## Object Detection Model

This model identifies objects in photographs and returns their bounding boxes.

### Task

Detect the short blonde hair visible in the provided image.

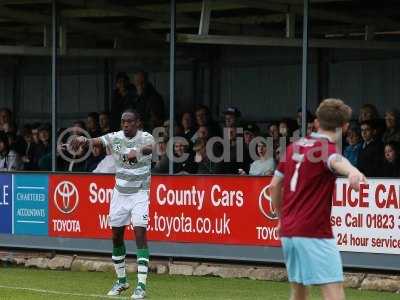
[316,98,352,131]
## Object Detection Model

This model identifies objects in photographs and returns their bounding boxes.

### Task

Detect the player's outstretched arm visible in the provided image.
[70,136,103,151]
[330,154,366,192]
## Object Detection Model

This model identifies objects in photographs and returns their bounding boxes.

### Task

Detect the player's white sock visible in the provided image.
[112,245,127,283]
[137,248,149,290]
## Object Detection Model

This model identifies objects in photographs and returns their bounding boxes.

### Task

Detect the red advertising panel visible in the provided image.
[49,174,279,246]
[148,176,278,246]
[49,174,115,239]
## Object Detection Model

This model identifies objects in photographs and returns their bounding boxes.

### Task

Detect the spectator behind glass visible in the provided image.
[243,122,259,146]
[223,107,241,128]
[99,111,111,134]
[357,120,383,177]
[358,103,379,123]
[383,109,400,144]
[86,112,101,138]
[269,122,280,158]
[110,72,135,131]
[31,122,41,145]
[180,112,196,141]
[19,125,38,170]
[220,126,251,175]
[152,136,168,173]
[194,137,221,174]
[0,132,21,170]
[381,142,400,178]
[86,143,106,172]
[152,137,197,174]
[240,141,275,176]
[37,123,52,171]
[358,103,384,139]
[0,108,16,133]
[133,70,165,131]
[343,125,362,166]
[192,105,220,142]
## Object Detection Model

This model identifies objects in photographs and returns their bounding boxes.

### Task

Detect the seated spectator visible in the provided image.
[0,107,16,134]
[86,143,106,172]
[294,108,312,136]
[268,122,280,157]
[223,107,241,128]
[240,140,275,176]
[173,138,197,174]
[383,109,400,144]
[381,142,400,178]
[152,136,168,173]
[36,123,52,171]
[219,126,251,175]
[192,105,220,142]
[358,103,379,123]
[359,103,384,139]
[357,120,383,177]
[133,70,165,131]
[72,120,86,132]
[343,125,362,166]
[0,132,21,170]
[86,112,101,137]
[152,137,196,174]
[180,111,196,141]
[162,119,183,139]
[194,137,221,174]
[243,122,259,146]
[99,111,111,134]
[307,116,316,135]
[19,125,39,170]
[7,132,17,152]
[93,147,116,173]
[31,122,41,145]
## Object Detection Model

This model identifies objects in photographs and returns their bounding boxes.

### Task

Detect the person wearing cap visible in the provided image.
[243,122,259,146]
[223,107,241,128]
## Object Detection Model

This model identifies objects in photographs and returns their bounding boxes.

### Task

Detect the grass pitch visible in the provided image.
[0,266,397,300]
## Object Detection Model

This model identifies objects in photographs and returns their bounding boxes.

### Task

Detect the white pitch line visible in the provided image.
[0,285,130,299]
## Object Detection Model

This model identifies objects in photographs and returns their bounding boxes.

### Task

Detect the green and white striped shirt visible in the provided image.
[100,130,155,194]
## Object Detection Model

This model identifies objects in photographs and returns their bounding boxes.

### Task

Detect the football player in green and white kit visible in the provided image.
[71,109,154,299]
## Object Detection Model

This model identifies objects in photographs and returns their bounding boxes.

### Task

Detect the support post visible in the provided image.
[301,0,309,137]
[198,0,211,35]
[286,13,295,38]
[51,0,57,171]
[59,24,67,55]
[169,0,176,175]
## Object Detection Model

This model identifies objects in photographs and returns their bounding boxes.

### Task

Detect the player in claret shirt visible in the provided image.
[270,99,366,300]
[71,109,154,299]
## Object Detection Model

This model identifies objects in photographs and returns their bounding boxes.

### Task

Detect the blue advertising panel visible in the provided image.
[0,174,12,234]
[13,174,48,235]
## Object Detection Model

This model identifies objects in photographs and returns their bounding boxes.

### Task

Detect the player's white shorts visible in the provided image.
[109,189,149,228]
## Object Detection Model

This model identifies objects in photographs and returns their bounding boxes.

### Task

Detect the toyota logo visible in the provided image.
[54,181,79,214]
[258,184,278,220]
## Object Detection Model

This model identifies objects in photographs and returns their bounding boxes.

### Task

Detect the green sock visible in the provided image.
[112,245,127,284]
[137,248,149,290]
